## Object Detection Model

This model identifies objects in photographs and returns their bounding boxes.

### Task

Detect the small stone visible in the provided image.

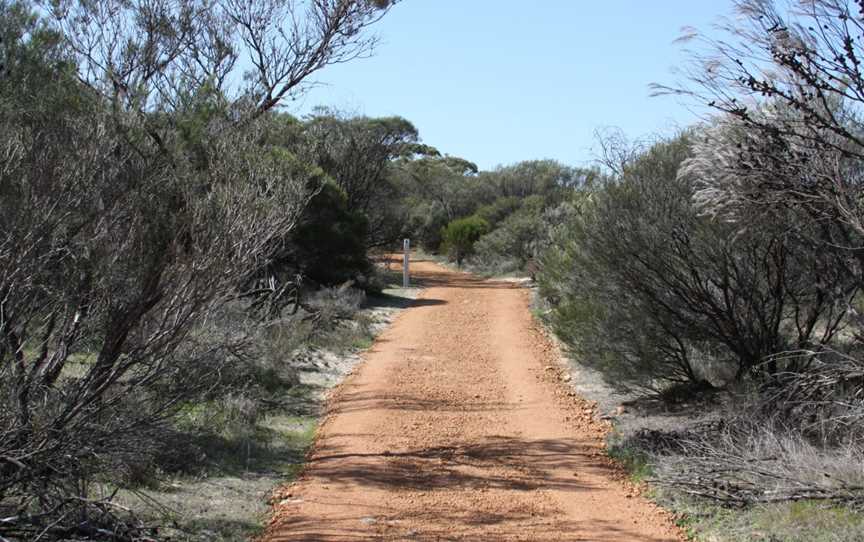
[360,517,377,525]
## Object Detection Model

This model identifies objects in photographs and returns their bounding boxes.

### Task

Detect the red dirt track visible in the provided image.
[262,258,683,541]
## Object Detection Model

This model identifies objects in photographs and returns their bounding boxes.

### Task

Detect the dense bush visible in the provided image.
[406,201,451,252]
[289,181,372,287]
[441,216,490,266]
[303,112,437,248]
[471,196,545,274]
[538,134,855,392]
[396,157,590,255]
[474,196,523,228]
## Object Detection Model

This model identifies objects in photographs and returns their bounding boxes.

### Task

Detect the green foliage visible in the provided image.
[0,1,82,116]
[661,497,864,542]
[483,159,588,199]
[441,215,490,266]
[474,196,522,228]
[396,155,482,230]
[472,195,545,273]
[607,444,653,482]
[303,110,437,248]
[291,181,372,286]
[396,158,597,257]
[174,83,233,168]
[406,201,450,251]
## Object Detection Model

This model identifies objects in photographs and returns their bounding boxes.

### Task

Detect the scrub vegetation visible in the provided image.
[4,0,864,540]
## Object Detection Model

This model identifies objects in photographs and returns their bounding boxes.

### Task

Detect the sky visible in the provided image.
[292,1,734,171]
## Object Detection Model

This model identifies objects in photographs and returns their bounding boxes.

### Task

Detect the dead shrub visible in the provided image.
[648,420,864,508]
[633,360,864,510]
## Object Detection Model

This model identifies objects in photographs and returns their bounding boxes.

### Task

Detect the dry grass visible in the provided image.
[617,383,864,541]
[112,413,317,541]
[645,423,864,507]
[665,496,864,542]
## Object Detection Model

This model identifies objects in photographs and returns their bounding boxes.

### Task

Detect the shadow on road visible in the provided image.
[269,434,670,541]
[307,435,609,493]
[328,390,517,415]
[413,270,521,290]
[365,293,448,310]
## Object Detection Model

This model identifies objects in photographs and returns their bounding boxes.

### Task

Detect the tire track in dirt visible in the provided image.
[262,258,683,541]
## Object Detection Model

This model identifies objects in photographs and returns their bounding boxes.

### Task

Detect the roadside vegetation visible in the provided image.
[0,1,412,539]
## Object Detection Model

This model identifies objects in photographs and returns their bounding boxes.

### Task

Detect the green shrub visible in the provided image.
[406,201,450,252]
[472,195,545,273]
[474,196,522,228]
[290,180,372,286]
[441,215,490,266]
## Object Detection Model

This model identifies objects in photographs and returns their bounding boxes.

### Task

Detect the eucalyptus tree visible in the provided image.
[395,155,481,250]
[303,110,437,247]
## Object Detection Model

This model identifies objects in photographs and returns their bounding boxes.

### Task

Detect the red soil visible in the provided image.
[262,258,684,541]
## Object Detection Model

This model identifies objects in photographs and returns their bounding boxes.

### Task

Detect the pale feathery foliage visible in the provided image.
[682,105,864,237]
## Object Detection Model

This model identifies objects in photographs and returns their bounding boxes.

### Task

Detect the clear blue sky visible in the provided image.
[293,1,732,171]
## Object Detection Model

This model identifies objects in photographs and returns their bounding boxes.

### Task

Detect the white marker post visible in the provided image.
[403,238,410,287]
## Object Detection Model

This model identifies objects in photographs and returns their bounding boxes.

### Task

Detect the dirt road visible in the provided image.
[263,259,683,541]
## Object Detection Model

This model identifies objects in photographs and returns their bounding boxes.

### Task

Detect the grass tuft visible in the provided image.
[607,443,654,482]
